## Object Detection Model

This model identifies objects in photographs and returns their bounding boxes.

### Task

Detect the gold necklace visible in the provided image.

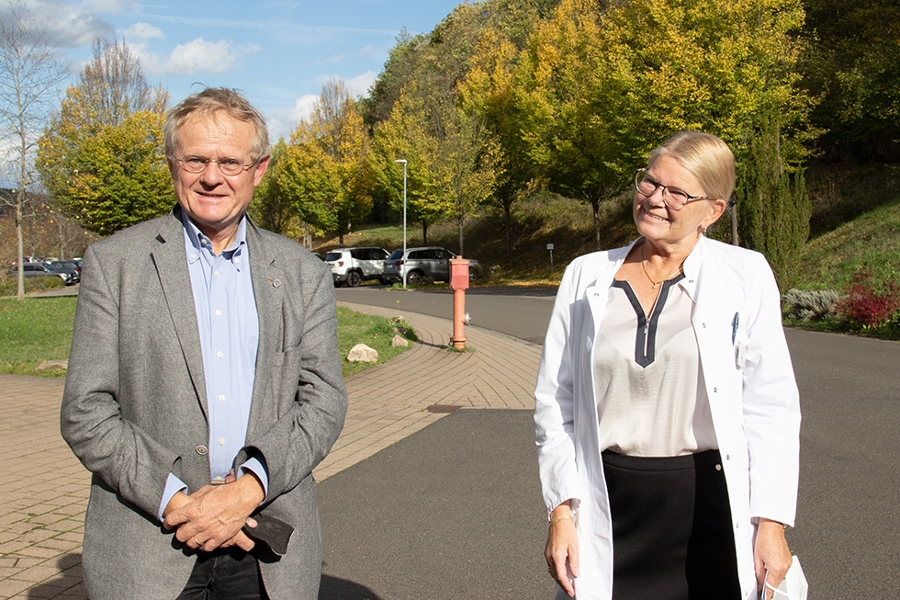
[640,248,683,289]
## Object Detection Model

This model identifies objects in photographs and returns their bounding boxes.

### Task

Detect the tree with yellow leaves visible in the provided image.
[517,0,814,259]
[278,79,374,245]
[36,39,171,236]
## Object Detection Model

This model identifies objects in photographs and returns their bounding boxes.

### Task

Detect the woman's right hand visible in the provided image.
[545,503,579,597]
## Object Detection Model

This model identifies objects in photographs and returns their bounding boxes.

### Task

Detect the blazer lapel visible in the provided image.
[151,208,209,419]
[246,221,284,441]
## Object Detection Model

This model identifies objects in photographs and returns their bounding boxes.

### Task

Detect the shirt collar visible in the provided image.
[677,236,707,301]
[181,211,248,268]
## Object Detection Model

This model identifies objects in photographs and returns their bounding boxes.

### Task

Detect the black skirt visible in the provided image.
[602,449,741,600]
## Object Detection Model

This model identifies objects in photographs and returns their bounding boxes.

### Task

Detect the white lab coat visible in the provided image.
[534,237,800,600]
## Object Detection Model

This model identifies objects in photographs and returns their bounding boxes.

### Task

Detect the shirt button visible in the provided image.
[218,438,226,446]
[214,475,224,482]
[196,445,208,455]
[715,464,722,471]
[218,394,225,402]
[190,253,198,260]
[215,310,222,317]
[217,351,224,358]
[235,257,241,264]
[214,270,220,277]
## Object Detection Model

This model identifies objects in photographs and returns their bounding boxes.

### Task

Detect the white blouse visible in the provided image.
[593,274,718,457]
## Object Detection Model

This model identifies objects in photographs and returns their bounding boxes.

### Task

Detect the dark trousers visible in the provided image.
[176,548,269,600]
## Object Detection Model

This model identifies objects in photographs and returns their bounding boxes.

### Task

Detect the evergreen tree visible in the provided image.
[737,114,811,289]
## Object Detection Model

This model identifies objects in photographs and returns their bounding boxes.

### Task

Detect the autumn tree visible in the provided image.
[434,92,504,256]
[461,5,550,257]
[250,139,298,235]
[278,79,374,244]
[371,87,449,245]
[515,0,629,251]
[37,38,171,236]
[0,1,68,300]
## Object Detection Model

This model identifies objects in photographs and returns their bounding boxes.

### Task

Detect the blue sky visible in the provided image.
[18,0,466,140]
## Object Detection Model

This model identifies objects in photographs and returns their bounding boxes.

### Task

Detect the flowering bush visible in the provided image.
[836,272,900,329]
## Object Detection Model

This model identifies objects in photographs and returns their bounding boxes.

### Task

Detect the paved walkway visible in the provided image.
[0,302,541,599]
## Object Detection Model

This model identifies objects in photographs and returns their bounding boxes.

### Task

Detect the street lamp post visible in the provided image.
[394,159,408,289]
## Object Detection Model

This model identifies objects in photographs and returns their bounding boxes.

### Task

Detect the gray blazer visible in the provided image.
[61,207,348,600]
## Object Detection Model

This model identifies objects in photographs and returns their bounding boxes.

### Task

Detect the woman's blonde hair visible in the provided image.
[648,131,735,203]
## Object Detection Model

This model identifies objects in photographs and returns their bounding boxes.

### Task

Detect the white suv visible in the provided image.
[325,247,390,287]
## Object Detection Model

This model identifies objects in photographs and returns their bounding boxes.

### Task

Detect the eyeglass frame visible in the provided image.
[173,154,263,177]
[634,168,710,210]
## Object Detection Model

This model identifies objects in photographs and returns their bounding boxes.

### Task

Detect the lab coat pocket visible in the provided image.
[734,331,750,371]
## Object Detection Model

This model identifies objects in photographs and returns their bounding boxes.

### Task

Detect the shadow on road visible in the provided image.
[318,574,383,600]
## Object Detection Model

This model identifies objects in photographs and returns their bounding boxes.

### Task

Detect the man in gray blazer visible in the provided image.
[60,88,348,600]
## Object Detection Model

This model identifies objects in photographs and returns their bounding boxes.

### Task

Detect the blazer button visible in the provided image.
[196,445,208,456]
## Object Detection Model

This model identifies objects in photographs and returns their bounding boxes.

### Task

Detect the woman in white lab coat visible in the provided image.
[535,132,800,600]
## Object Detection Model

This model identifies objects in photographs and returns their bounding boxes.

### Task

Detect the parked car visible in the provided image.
[8,262,65,282]
[382,247,481,285]
[46,260,81,285]
[325,247,390,287]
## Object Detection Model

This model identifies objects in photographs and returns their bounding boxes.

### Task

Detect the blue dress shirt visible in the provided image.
[158,212,268,519]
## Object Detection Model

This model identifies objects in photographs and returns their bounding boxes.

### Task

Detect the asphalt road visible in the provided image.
[329,284,900,599]
[335,285,558,344]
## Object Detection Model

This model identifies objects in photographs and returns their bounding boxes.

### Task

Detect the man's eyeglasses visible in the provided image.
[634,168,709,210]
[175,155,258,176]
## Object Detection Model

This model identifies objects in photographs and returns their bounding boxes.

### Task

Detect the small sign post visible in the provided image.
[547,243,554,274]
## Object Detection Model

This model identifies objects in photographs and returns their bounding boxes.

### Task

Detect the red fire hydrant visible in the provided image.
[449,257,470,350]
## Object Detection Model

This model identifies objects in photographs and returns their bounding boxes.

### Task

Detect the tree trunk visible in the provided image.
[457,216,465,256]
[421,221,428,245]
[592,200,601,252]
[16,195,24,301]
[730,206,739,246]
[504,201,512,258]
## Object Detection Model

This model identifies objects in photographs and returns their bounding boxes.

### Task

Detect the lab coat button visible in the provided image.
[196,445,208,456]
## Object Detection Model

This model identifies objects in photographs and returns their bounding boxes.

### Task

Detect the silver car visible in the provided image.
[382,246,481,285]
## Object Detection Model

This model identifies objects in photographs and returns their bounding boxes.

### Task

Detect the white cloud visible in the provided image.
[359,46,376,57]
[121,22,165,41]
[266,94,319,141]
[8,0,114,47]
[309,71,377,100]
[290,95,320,122]
[345,71,377,98]
[133,38,261,76]
[315,54,344,65]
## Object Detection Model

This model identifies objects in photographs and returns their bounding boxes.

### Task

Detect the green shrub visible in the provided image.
[0,273,67,297]
[782,289,840,321]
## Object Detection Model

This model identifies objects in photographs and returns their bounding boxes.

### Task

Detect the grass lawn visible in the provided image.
[0,297,77,376]
[0,297,414,378]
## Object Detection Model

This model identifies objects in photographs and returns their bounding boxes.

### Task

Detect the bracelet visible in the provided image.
[549,513,574,526]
